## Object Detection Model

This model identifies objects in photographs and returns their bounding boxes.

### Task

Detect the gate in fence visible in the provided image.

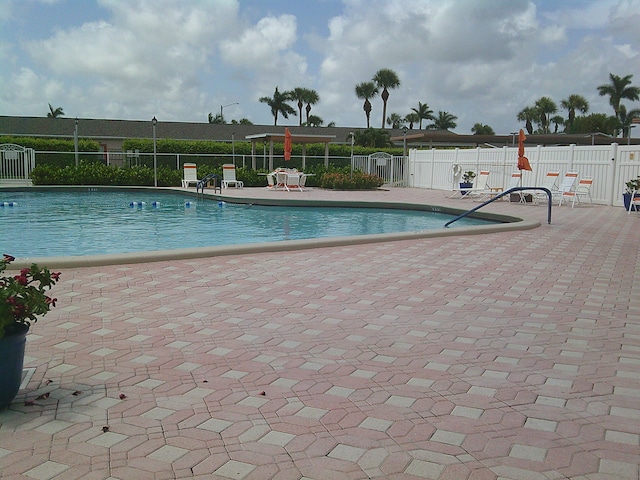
[352,152,407,186]
[0,144,35,184]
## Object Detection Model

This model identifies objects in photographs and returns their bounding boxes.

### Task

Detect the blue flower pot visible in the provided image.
[623,193,640,211]
[0,323,29,410]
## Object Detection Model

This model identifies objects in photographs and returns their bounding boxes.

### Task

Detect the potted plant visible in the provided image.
[460,171,476,195]
[0,254,60,409]
[623,176,640,211]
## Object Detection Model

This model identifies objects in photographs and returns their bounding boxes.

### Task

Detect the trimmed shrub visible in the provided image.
[320,171,384,190]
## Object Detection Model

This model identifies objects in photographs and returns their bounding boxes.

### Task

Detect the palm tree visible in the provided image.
[290,88,320,126]
[303,89,319,125]
[411,102,434,129]
[429,111,457,130]
[550,115,565,133]
[534,96,557,134]
[355,81,378,128]
[230,118,254,125]
[618,105,640,138]
[517,106,536,134]
[259,86,297,126]
[560,94,589,132]
[353,128,391,148]
[305,115,324,127]
[47,104,64,118]
[208,112,225,124]
[386,113,404,129]
[290,88,307,126]
[597,73,640,119]
[404,113,420,129]
[471,123,495,135]
[372,68,401,129]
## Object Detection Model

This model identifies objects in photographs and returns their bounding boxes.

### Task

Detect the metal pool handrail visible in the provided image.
[444,187,552,228]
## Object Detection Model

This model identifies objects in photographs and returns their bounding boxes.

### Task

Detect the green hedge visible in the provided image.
[29,161,384,189]
[320,171,385,190]
[122,138,402,159]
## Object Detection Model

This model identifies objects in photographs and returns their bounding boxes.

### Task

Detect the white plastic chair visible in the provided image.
[222,164,243,189]
[285,173,303,191]
[559,177,593,207]
[181,163,199,188]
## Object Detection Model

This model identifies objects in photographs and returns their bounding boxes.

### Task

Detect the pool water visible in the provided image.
[0,190,494,258]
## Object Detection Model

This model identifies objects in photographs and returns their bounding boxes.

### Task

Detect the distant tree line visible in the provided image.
[45,71,640,138]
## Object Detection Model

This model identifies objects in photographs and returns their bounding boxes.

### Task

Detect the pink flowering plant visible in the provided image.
[0,254,61,339]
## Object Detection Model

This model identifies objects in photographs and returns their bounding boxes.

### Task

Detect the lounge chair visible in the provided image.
[505,172,529,203]
[551,171,579,204]
[559,177,593,207]
[531,171,560,204]
[628,189,640,214]
[467,171,495,201]
[453,170,490,198]
[222,164,244,189]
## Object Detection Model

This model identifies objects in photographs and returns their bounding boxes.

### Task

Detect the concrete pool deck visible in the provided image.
[1,186,639,479]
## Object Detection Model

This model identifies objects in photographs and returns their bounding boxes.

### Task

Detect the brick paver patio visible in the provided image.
[1,186,639,479]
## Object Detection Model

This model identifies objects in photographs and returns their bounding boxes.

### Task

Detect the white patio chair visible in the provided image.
[181,163,199,188]
[284,173,303,191]
[221,164,243,189]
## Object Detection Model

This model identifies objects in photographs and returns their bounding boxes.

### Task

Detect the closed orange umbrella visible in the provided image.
[517,129,532,171]
[284,128,292,161]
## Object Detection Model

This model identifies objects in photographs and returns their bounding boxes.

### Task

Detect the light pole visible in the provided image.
[402,126,408,159]
[74,118,79,166]
[349,132,354,179]
[220,102,239,123]
[152,116,157,187]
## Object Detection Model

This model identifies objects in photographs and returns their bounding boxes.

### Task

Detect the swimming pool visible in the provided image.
[0,189,500,261]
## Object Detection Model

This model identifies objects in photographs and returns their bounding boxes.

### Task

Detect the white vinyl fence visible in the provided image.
[407,143,640,206]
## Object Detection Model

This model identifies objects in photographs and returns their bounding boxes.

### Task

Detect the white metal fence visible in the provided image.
[407,143,640,206]
[0,144,35,183]
[352,153,407,186]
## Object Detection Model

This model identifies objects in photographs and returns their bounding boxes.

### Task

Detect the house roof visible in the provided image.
[391,131,638,146]
[2,115,635,148]
[0,116,355,144]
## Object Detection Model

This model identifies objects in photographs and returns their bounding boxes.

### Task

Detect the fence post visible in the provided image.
[608,143,619,206]
[569,144,575,171]
[534,145,542,185]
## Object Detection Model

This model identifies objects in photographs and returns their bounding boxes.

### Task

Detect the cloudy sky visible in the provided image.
[1,0,639,135]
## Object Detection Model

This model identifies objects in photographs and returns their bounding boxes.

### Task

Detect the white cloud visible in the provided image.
[1,0,639,133]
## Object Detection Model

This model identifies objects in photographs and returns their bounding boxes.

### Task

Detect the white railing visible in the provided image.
[0,144,35,183]
[407,143,640,206]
